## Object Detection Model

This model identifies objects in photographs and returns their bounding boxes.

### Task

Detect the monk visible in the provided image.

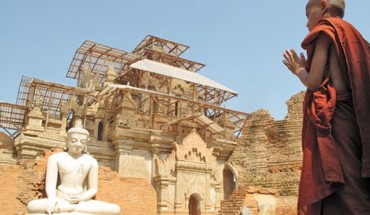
[282,0,370,214]
[27,120,120,215]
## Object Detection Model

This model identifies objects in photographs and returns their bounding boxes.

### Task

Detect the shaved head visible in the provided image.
[307,0,345,18]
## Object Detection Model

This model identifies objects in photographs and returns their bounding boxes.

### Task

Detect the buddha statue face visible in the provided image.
[65,120,90,154]
[66,132,88,155]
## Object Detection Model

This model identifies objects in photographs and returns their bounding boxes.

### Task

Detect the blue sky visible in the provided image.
[1,1,369,120]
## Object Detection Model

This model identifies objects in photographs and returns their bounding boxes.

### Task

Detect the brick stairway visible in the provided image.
[218,185,259,215]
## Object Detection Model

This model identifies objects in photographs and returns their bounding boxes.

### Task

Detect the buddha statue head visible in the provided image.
[64,119,90,154]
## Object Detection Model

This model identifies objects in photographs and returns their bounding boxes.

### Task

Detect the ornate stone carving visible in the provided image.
[175,129,215,164]
[155,150,176,177]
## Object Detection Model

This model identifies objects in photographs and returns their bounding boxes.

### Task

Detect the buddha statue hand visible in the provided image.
[64,195,84,204]
[46,198,57,214]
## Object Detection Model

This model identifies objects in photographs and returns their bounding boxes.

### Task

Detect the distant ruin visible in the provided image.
[0,35,304,215]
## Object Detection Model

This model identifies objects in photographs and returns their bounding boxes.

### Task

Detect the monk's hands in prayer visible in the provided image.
[282,49,306,75]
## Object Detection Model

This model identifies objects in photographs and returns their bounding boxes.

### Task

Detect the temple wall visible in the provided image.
[117,148,153,182]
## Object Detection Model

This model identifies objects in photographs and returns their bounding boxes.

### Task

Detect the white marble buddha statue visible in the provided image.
[27,120,120,215]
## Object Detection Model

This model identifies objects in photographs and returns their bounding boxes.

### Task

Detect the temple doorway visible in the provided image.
[223,166,236,199]
[188,193,201,215]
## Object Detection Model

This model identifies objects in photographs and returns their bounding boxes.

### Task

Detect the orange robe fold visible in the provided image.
[298,17,370,214]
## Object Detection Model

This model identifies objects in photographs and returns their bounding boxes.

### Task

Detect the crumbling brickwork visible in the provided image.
[0,164,25,214]
[228,91,305,214]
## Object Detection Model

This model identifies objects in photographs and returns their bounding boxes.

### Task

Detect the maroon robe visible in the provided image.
[298,18,370,214]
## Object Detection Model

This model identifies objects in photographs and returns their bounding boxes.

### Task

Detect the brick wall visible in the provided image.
[0,164,25,215]
[227,91,305,214]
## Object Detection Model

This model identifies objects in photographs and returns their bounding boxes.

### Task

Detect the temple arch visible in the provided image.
[223,163,237,200]
[188,193,201,215]
[97,120,104,141]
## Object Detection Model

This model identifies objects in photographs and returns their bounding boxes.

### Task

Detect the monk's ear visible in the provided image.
[320,0,329,15]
